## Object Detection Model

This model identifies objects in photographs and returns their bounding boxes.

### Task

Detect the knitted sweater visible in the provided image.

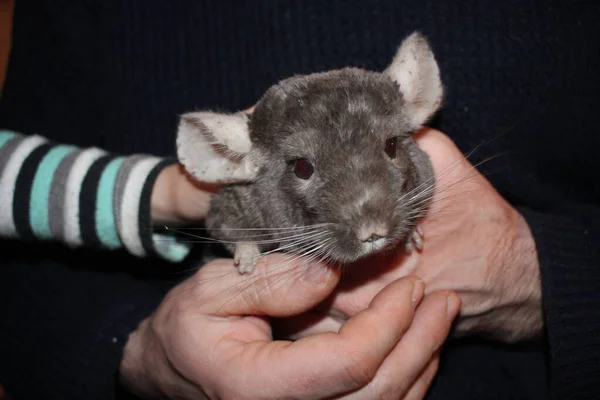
[0,1,598,399]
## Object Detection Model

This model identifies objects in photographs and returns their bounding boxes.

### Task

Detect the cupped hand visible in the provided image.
[119,254,460,399]
[280,128,542,343]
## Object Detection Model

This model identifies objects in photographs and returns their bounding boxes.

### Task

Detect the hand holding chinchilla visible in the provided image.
[176,32,442,274]
[276,128,543,344]
[175,31,542,344]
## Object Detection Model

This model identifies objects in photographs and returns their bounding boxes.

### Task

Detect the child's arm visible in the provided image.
[0,129,192,262]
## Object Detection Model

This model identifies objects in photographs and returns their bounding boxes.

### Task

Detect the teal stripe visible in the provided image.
[95,157,125,249]
[30,145,78,239]
[0,130,19,148]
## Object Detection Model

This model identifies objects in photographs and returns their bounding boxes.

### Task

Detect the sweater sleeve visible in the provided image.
[0,129,191,263]
[517,205,600,399]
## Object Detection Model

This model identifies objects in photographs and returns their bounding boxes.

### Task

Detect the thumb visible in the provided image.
[195,253,341,318]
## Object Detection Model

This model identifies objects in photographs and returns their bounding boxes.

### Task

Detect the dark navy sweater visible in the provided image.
[0,1,599,399]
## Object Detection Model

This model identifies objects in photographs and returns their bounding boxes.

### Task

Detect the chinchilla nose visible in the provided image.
[358,223,389,242]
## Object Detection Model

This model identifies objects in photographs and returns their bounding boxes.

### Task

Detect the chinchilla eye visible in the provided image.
[385,137,397,159]
[293,158,314,179]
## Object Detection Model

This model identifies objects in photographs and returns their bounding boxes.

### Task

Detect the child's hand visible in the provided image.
[151,162,221,226]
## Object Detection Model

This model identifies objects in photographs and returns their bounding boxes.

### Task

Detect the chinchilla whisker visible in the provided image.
[237,228,331,245]
[397,145,506,207]
[179,226,327,241]
[155,226,330,246]
[270,229,333,243]
[151,240,219,244]
[165,234,334,287]
[398,185,437,209]
[461,126,515,162]
[237,249,341,315]
[400,183,435,204]
[402,187,490,223]
[237,226,335,244]
[401,167,487,209]
[402,151,509,208]
[394,161,455,207]
[208,225,330,240]
[209,244,338,315]
[266,249,336,292]
[469,151,511,171]
[148,245,328,300]
[202,257,309,307]
[264,239,336,270]
[254,230,333,257]
[272,236,332,256]
[402,188,461,211]
[171,233,337,309]
[396,175,437,205]
[250,236,327,261]
[171,223,332,232]
[257,240,328,265]
[274,239,335,265]
[232,229,329,247]
[151,229,235,244]
[427,188,486,206]
[266,246,329,287]
[300,240,336,264]
[461,137,497,163]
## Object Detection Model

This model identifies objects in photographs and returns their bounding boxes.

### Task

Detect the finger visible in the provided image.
[222,276,425,399]
[331,279,391,318]
[402,355,440,400]
[362,291,460,399]
[192,253,341,318]
[273,312,342,340]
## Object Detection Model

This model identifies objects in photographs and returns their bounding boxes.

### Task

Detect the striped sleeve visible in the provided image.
[0,129,191,263]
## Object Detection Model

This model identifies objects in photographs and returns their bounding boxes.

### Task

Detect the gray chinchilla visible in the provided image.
[176,31,443,274]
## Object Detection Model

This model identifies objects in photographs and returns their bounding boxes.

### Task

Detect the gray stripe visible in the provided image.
[48,149,84,240]
[0,135,27,179]
[113,155,147,239]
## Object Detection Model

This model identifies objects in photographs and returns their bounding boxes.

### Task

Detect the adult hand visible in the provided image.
[119,253,461,399]
[280,128,542,343]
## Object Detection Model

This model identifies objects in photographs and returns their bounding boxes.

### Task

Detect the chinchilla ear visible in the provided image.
[176,110,260,184]
[384,31,444,127]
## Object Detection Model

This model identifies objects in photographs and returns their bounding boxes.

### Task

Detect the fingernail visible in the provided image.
[412,280,425,305]
[303,263,332,285]
[447,294,461,321]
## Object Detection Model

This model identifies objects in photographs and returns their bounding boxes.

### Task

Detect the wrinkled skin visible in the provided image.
[119,253,461,399]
